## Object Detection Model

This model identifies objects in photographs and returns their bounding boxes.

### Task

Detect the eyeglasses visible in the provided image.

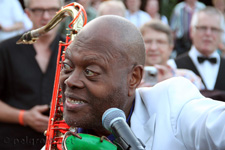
[29,8,60,16]
[195,26,223,35]
[145,39,169,47]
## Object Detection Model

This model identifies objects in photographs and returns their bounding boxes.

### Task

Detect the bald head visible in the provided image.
[74,15,146,66]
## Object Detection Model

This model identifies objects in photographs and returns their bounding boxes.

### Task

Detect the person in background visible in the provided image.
[0,0,32,43]
[139,19,204,89]
[124,0,151,28]
[212,0,225,58]
[145,0,168,25]
[170,0,205,56]
[212,0,225,13]
[60,15,225,150]
[97,0,126,17]
[76,0,97,22]
[0,0,64,149]
[175,7,225,92]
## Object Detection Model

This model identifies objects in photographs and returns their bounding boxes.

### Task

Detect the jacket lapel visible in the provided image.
[175,53,206,87]
[214,58,225,90]
[130,90,156,150]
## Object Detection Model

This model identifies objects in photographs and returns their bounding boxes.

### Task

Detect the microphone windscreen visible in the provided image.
[102,108,126,131]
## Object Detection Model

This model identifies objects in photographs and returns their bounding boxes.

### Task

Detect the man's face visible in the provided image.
[142,28,172,66]
[191,12,222,56]
[60,33,130,129]
[26,0,60,35]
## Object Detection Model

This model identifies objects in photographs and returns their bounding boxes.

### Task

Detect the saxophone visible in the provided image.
[17,2,117,150]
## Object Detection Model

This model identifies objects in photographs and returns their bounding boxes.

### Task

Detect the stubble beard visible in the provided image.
[63,84,127,131]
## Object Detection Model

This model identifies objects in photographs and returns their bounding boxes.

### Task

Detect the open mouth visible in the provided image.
[65,97,87,111]
[67,97,86,104]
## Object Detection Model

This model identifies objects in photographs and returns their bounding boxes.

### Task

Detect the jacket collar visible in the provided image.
[130,89,156,149]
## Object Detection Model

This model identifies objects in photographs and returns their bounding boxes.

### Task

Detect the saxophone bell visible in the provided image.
[16,30,39,44]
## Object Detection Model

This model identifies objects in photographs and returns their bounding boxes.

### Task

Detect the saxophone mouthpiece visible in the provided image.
[16,31,38,44]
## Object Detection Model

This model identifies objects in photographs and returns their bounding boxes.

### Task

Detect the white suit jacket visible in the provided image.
[131,77,225,150]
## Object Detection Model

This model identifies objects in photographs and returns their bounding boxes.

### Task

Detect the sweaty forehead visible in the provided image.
[66,36,122,64]
[65,47,105,62]
[78,21,118,43]
[71,20,125,57]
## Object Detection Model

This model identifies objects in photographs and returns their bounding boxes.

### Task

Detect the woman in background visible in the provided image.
[145,0,168,25]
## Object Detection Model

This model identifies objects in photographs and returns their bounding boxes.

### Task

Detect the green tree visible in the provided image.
[160,0,178,22]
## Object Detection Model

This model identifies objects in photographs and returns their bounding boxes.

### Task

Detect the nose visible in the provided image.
[42,10,52,20]
[64,71,84,89]
[205,27,213,35]
[149,41,158,51]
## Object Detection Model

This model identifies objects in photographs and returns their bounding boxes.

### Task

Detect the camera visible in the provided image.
[143,66,158,86]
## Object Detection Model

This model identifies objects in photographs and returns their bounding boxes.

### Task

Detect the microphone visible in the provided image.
[102,108,145,150]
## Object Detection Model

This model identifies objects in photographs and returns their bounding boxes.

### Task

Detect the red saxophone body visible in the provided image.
[44,3,87,150]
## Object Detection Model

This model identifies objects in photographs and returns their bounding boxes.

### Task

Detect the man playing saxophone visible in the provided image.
[60,15,225,150]
[0,0,64,149]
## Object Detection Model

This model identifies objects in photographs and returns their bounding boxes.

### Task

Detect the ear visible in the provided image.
[128,65,144,97]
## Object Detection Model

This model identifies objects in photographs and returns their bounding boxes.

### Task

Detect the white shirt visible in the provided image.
[188,46,220,90]
[0,0,32,42]
[125,10,151,28]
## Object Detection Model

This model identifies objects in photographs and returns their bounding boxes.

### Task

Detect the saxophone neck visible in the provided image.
[16,2,87,44]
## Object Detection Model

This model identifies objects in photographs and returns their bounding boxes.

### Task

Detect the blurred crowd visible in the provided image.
[2,0,225,57]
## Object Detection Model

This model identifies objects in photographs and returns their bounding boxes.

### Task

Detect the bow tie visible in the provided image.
[197,56,217,64]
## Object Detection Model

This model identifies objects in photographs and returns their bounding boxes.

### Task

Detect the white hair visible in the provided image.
[191,6,224,32]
